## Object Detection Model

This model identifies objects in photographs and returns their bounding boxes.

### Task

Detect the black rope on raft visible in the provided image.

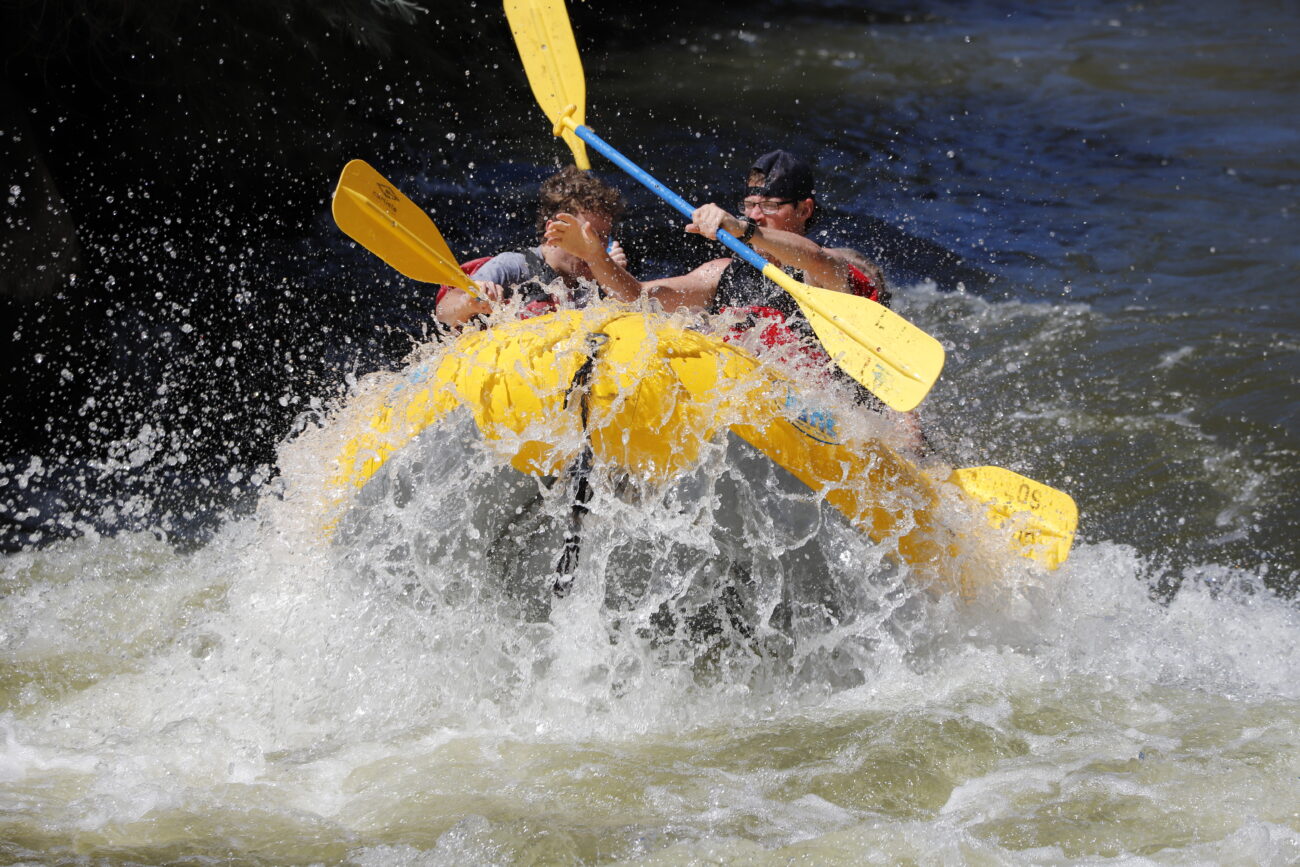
[552,332,608,598]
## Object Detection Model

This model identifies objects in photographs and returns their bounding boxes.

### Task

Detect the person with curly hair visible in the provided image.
[434,166,627,329]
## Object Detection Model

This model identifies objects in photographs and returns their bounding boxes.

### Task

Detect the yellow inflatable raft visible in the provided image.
[325,306,1019,588]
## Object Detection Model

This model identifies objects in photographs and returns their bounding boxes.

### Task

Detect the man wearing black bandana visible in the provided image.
[545,149,889,331]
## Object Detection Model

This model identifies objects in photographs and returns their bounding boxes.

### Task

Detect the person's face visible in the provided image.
[738,195,813,234]
[545,209,614,281]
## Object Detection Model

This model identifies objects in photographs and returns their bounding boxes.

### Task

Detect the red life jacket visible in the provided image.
[719,263,881,377]
[434,256,493,307]
[719,305,830,376]
[845,263,881,302]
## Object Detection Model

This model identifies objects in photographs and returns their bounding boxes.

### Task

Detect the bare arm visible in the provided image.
[688,204,872,294]
[545,213,727,312]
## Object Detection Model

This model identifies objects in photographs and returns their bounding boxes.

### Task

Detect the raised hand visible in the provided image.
[544,212,605,263]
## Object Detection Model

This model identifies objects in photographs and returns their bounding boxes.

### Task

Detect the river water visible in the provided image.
[2,0,1297,863]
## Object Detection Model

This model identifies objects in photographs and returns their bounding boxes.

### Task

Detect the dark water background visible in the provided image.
[2,0,1296,594]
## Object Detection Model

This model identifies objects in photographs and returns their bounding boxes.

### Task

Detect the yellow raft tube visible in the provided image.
[325,307,1011,593]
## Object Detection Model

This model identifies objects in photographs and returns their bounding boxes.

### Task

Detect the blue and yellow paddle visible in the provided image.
[499,0,1078,567]
[503,0,945,414]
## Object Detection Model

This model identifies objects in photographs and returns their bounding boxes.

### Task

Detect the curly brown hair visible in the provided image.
[536,166,626,231]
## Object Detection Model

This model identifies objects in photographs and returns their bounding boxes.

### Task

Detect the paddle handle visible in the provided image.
[569,123,769,274]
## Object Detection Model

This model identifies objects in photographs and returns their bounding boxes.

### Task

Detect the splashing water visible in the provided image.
[2,291,1297,865]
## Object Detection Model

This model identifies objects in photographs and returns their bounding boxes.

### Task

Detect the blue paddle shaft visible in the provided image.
[573,124,769,273]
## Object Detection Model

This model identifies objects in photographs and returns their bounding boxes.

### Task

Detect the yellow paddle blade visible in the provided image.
[762,265,944,412]
[503,0,591,169]
[332,159,476,294]
[950,466,1079,569]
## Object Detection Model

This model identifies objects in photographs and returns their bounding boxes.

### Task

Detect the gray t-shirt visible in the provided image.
[472,246,593,307]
